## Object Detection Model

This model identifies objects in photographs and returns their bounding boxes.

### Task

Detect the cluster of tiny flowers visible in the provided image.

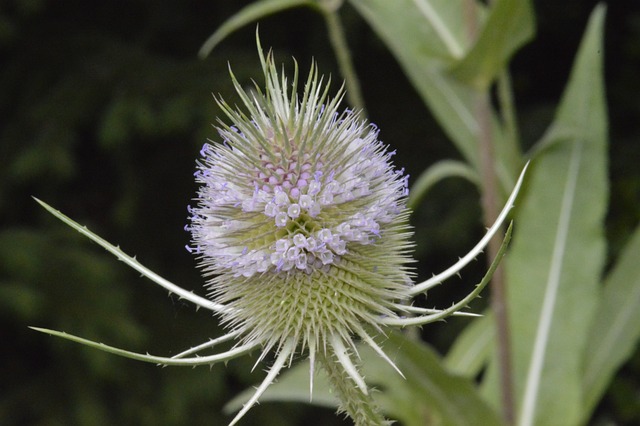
[184,43,413,293]
[188,121,408,279]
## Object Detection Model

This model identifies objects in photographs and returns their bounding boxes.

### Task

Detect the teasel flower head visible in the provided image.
[32,40,527,426]
[189,43,413,368]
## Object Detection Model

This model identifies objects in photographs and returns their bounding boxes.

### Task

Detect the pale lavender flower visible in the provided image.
[32,42,527,425]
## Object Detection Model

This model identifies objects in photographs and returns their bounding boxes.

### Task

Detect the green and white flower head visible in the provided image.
[32,41,528,426]
[188,45,413,370]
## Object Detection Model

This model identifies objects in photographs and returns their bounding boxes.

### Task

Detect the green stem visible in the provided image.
[321,4,367,114]
[497,69,522,170]
[477,85,516,426]
[319,351,389,426]
[464,0,515,423]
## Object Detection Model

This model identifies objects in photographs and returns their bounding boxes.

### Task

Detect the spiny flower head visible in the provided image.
[188,46,414,366]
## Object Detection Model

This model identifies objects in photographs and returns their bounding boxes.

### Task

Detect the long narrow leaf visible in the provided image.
[451,0,535,89]
[482,6,608,426]
[445,312,493,377]
[581,223,640,420]
[349,0,520,190]
[349,0,482,169]
[378,332,504,426]
[199,0,317,58]
[407,159,479,211]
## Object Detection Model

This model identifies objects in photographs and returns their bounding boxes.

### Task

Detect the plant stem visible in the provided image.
[319,351,389,426]
[321,4,367,114]
[476,88,516,426]
[497,69,522,175]
[464,0,516,423]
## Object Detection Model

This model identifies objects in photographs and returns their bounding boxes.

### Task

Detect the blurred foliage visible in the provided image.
[1,0,639,425]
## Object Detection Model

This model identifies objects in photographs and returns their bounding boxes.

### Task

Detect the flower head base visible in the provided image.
[188,46,414,382]
[32,42,528,426]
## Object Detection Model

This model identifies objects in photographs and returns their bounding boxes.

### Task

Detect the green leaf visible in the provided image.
[199,0,317,58]
[349,0,520,190]
[407,159,479,211]
[482,6,608,426]
[348,0,480,166]
[224,358,338,414]
[445,313,494,377]
[451,0,535,89]
[393,0,479,60]
[581,223,640,420]
[376,332,504,426]
[228,333,503,426]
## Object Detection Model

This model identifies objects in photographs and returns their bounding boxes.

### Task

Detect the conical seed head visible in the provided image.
[189,50,414,352]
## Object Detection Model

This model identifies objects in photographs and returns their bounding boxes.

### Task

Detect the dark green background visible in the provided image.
[1,1,638,424]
